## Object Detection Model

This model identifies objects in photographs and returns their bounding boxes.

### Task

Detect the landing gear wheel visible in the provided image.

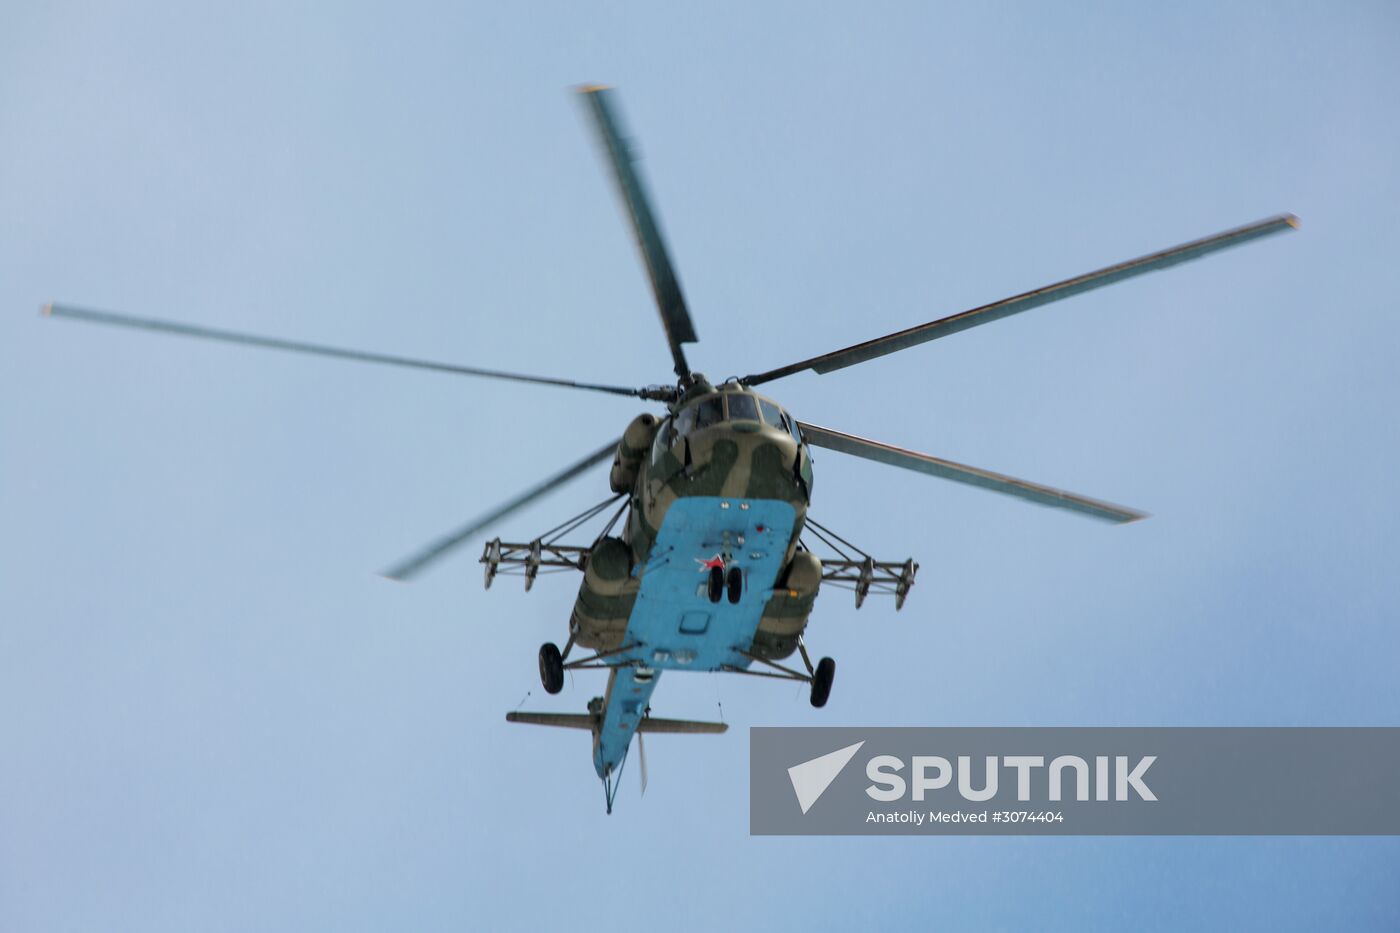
[809,656,836,708]
[726,565,743,604]
[538,642,564,695]
[707,565,724,603]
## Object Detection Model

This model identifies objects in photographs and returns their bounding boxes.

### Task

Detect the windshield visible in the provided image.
[758,398,783,428]
[727,394,759,421]
[694,396,724,429]
[672,392,793,438]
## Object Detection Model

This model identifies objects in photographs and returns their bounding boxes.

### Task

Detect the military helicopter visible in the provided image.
[44,86,1297,812]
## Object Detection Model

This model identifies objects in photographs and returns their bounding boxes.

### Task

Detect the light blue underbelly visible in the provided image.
[627,495,797,672]
[592,496,797,776]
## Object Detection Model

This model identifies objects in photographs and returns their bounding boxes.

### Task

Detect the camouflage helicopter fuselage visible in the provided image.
[569,377,821,777]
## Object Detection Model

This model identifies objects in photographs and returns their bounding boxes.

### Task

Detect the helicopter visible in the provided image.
[43,85,1297,812]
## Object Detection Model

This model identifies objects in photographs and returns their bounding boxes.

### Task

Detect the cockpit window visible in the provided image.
[652,417,673,460]
[673,393,792,439]
[726,394,759,422]
[758,398,783,428]
[694,396,724,430]
[673,405,696,438]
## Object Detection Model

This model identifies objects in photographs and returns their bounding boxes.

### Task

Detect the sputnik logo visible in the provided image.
[787,741,865,814]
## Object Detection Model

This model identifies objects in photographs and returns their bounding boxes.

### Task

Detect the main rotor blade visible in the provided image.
[577,85,698,378]
[381,438,619,581]
[797,421,1146,524]
[744,214,1299,385]
[43,304,644,398]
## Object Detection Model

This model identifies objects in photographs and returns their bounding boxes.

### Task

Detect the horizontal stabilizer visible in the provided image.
[506,711,597,731]
[505,711,727,734]
[637,717,727,734]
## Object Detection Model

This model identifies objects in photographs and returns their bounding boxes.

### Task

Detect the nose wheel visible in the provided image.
[538,642,565,694]
[706,562,745,604]
[706,565,724,603]
[726,566,743,604]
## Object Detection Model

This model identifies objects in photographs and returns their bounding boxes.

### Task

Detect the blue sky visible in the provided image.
[3,2,1398,929]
